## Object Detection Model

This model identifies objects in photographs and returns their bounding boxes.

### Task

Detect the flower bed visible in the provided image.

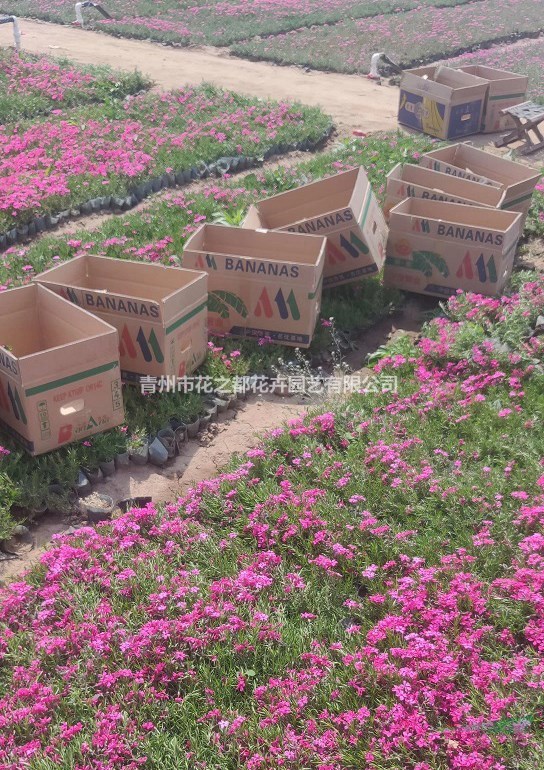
[0,133,432,532]
[0,49,150,123]
[0,0,521,47]
[231,0,544,74]
[0,272,542,768]
[444,37,544,103]
[0,132,435,288]
[0,85,332,235]
[0,133,542,533]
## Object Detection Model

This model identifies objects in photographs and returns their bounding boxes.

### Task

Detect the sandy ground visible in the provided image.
[0,18,399,132]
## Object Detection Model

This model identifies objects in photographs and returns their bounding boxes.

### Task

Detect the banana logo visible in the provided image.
[421,98,444,137]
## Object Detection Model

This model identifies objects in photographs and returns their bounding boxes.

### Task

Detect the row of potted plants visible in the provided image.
[76,387,245,494]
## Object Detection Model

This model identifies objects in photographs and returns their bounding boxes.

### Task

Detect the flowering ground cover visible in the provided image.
[0,270,543,768]
[0,49,150,123]
[444,37,544,103]
[0,133,542,530]
[0,85,331,235]
[231,0,544,74]
[0,133,433,531]
[0,0,509,47]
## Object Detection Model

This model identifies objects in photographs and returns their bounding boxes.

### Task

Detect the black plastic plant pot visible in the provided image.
[116,496,152,514]
[186,416,200,438]
[84,494,115,524]
[157,428,176,459]
[76,470,92,497]
[83,466,102,485]
[115,452,130,469]
[99,459,116,478]
[130,442,149,466]
[174,425,187,452]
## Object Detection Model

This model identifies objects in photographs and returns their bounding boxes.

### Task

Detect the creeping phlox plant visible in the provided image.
[0,273,543,769]
[0,84,330,233]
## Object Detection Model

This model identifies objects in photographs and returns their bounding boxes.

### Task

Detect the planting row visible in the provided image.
[231,0,544,75]
[0,0,509,47]
[1,133,542,531]
[444,37,544,103]
[0,84,332,236]
[0,133,434,532]
[0,271,542,767]
[0,49,151,124]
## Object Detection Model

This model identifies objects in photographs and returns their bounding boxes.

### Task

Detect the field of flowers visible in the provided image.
[231,0,544,74]
[0,84,332,236]
[0,270,543,768]
[445,37,544,103]
[0,0,508,46]
[0,129,542,534]
[0,132,435,530]
[0,49,150,122]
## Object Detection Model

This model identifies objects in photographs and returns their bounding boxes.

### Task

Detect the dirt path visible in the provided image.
[0,18,398,132]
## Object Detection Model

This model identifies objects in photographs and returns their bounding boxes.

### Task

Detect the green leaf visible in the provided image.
[208,291,249,319]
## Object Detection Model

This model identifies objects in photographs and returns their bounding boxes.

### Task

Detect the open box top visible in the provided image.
[387,163,506,207]
[184,224,326,285]
[402,65,489,100]
[388,197,522,253]
[457,64,528,86]
[35,255,206,325]
[420,143,540,207]
[0,284,118,386]
[242,168,368,231]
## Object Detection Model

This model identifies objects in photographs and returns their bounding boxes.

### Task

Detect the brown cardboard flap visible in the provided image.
[35,255,207,325]
[421,144,540,200]
[241,169,367,231]
[402,65,489,102]
[457,65,528,89]
[185,224,326,265]
[0,284,120,387]
[387,163,506,207]
[389,197,522,253]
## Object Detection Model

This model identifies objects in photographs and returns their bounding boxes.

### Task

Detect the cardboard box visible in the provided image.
[419,143,541,218]
[384,198,522,298]
[398,65,488,140]
[242,168,387,289]
[457,65,527,133]
[182,224,325,347]
[35,255,208,384]
[384,162,506,218]
[0,284,124,455]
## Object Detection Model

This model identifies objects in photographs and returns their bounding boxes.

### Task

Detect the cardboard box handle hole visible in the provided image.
[60,399,85,416]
